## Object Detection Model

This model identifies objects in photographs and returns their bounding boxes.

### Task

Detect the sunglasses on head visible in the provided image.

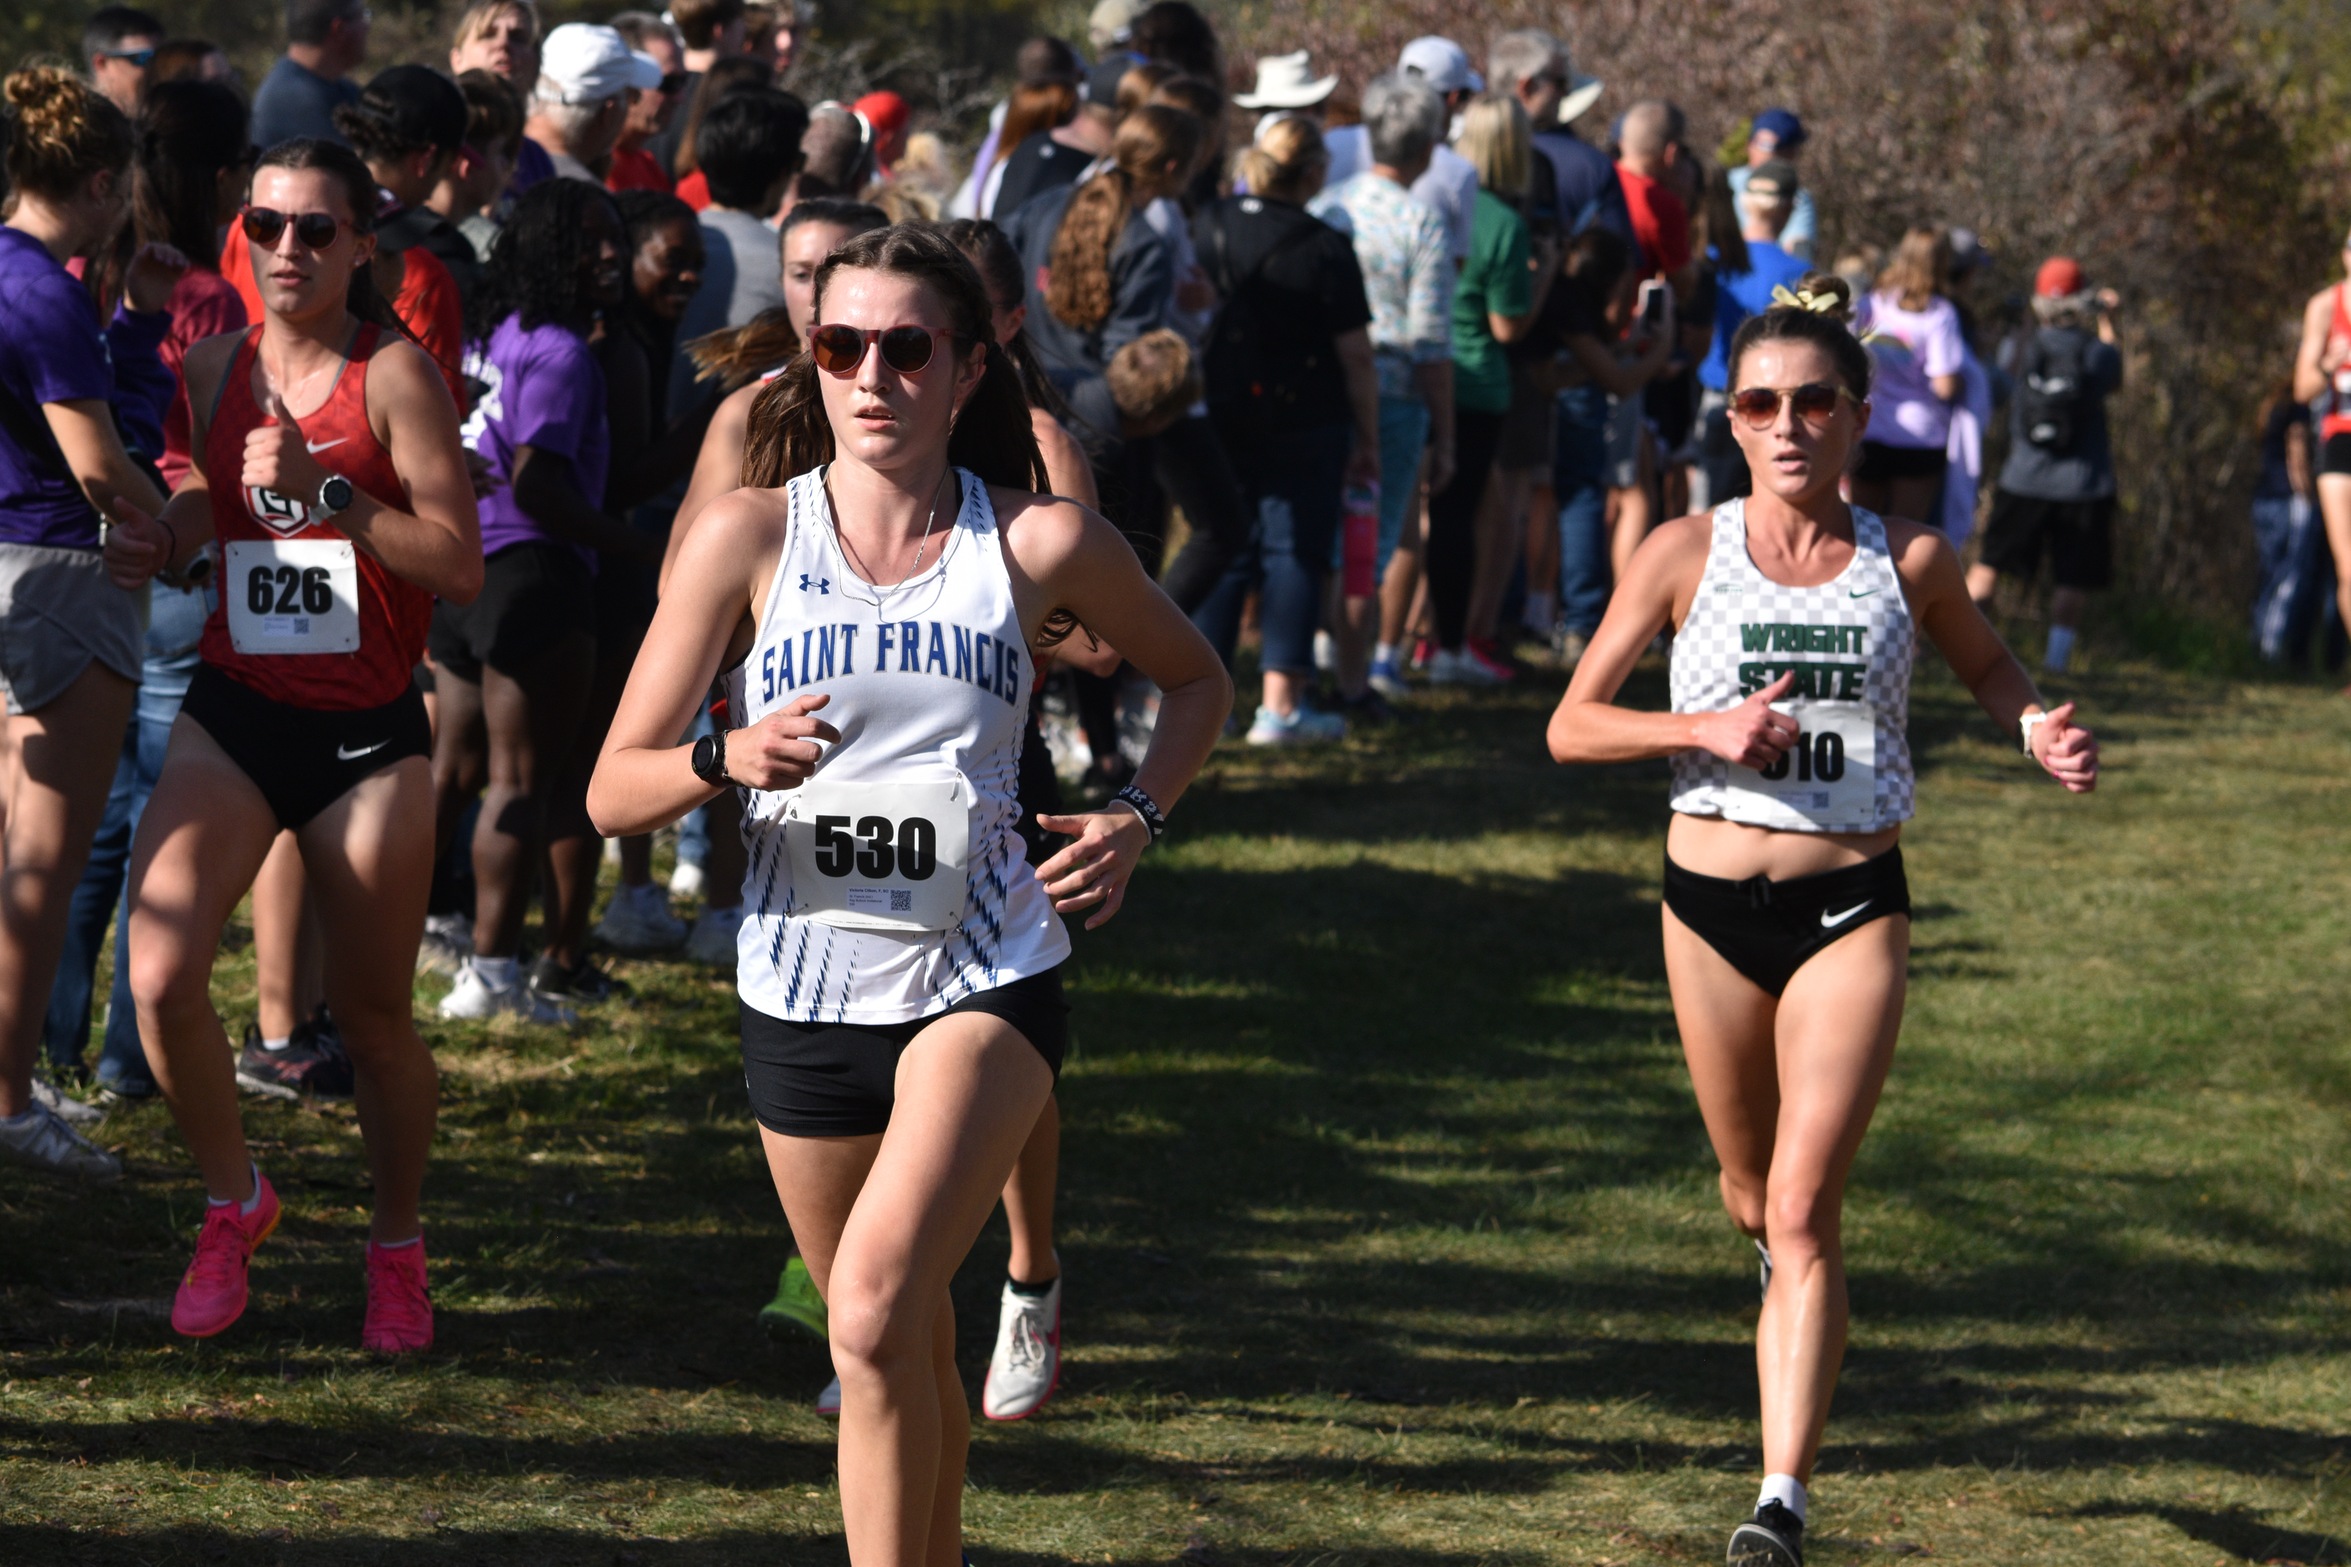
[809,323,960,376]
[1729,382,1857,430]
[102,46,158,66]
[240,206,349,250]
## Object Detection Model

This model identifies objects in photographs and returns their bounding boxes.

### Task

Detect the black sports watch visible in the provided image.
[691,729,732,787]
[315,474,354,516]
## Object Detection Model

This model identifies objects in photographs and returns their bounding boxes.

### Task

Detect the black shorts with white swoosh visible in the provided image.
[180,664,432,829]
[1662,847,1911,997]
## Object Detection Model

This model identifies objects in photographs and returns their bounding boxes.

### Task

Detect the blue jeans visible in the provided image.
[675,705,716,869]
[1554,383,1613,634]
[1196,422,1350,675]
[2251,493,2337,666]
[43,581,207,1091]
[1333,394,1430,583]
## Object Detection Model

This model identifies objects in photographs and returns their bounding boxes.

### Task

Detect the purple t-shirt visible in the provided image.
[463,313,608,562]
[0,228,114,548]
[1862,291,1966,450]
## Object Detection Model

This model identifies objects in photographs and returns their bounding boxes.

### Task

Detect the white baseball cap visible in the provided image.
[1397,36,1482,95]
[539,23,664,105]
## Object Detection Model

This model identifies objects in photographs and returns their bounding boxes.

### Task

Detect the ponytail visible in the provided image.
[1043,102,1202,330]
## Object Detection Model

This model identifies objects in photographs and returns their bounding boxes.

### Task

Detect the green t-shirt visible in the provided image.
[1449,188,1533,414]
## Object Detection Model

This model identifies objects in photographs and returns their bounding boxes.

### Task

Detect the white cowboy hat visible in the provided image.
[1555,50,1605,126]
[1234,50,1338,110]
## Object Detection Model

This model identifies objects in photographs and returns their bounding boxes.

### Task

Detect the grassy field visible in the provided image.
[5,647,2351,1566]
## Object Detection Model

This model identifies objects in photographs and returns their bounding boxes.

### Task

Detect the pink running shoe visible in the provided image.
[172,1173,281,1338]
[362,1238,434,1355]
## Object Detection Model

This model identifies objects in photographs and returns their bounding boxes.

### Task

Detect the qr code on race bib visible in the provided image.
[890,890,913,913]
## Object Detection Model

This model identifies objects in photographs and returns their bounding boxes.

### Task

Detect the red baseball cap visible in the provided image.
[2035,256,2086,298]
[853,91,910,137]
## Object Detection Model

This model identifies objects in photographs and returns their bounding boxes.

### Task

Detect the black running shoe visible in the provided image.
[236,1016,355,1101]
[530,954,618,1003]
[1727,1500,1804,1566]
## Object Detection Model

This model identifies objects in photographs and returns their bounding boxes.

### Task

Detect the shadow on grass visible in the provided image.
[0,1523,1542,1567]
[2073,1499,2350,1564]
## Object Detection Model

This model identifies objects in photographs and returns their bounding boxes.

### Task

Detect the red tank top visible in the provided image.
[2325,286,2351,440]
[199,325,432,711]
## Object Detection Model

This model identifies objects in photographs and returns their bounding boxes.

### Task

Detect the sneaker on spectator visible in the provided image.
[1466,638,1517,683]
[685,903,747,966]
[31,1076,103,1127]
[1367,657,1410,701]
[1554,628,1591,669]
[0,1098,120,1182]
[759,1254,829,1342]
[594,881,686,954]
[1427,647,1502,687]
[815,1375,843,1418]
[237,1014,355,1101]
[417,912,472,976]
[92,1057,158,1103]
[530,954,617,1004]
[669,859,706,900]
[438,958,576,1025]
[1245,704,1346,746]
[1312,628,1337,674]
[1408,638,1434,673]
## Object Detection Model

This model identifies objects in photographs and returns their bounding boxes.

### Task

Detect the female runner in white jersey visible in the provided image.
[1546,277,2097,1567]
[590,224,1229,1567]
[102,139,482,1353]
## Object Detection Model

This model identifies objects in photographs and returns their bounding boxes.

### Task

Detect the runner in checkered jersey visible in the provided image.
[1545,274,2098,1567]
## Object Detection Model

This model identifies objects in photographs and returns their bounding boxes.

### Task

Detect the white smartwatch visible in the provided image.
[2019,710,2050,756]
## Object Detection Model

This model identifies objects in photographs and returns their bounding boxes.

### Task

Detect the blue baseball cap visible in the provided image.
[1751,107,1807,149]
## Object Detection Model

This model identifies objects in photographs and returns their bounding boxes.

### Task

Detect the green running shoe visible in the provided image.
[759,1255,828,1343]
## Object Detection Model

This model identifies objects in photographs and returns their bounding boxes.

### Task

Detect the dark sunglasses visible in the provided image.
[101,46,158,66]
[240,206,349,250]
[809,323,959,377]
[1729,382,1857,430]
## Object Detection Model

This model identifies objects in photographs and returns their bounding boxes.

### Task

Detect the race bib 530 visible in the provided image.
[780,774,971,932]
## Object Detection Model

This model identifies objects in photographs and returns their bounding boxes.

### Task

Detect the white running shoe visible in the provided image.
[814,1375,842,1418]
[684,903,746,966]
[437,958,576,1026]
[669,859,706,900]
[982,1271,1062,1421]
[416,912,473,976]
[594,882,687,954]
[31,1077,104,1127]
[1427,647,1502,687]
[0,1100,121,1183]
[1245,704,1346,746]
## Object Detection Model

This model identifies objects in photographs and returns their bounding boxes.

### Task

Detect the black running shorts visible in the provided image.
[2321,431,2351,477]
[426,541,594,682]
[180,663,432,829]
[1663,847,1911,997]
[1978,489,2114,591]
[739,967,1069,1138]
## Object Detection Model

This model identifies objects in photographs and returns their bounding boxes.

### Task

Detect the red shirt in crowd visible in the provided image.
[674,168,712,211]
[606,143,672,195]
[1615,162,1691,285]
[159,268,248,490]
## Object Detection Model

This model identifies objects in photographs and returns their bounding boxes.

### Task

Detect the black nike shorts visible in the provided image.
[1662,847,1911,997]
[738,968,1068,1138]
[180,663,432,829]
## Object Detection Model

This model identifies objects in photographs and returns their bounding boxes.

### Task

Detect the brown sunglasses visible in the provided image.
[809,323,962,377]
[1729,382,1859,430]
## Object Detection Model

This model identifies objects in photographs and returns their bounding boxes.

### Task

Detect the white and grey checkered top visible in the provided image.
[1667,499,1915,831]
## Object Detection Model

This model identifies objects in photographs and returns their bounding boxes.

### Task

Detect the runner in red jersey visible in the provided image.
[2292,247,2351,679]
[101,139,482,1355]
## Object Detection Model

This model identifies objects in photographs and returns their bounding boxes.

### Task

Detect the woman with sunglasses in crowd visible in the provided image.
[1545,276,2099,1567]
[0,65,191,1179]
[590,223,1228,1567]
[103,139,480,1351]
[430,177,643,1018]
